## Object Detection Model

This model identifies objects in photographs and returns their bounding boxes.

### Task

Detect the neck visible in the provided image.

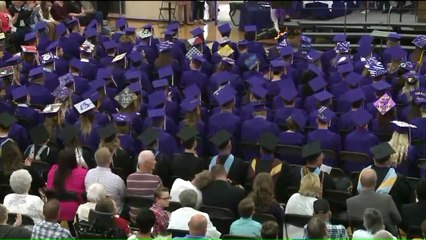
[219,150,231,155]
[318,124,328,130]
[139,168,152,173]
[363,187,375,191]
[221,107,233,113]
[306,162,319,168]
[216,176,228,182]
[184,149,196,154]
[375,161,390,168]
[137,233,151,238]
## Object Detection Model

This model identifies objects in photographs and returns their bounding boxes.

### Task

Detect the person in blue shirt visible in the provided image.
[230,197,262,237]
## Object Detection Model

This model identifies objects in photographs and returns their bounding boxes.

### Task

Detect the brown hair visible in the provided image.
[238,197,255,218]
[1,141,23,175]
[95,196,115,214]
[154,186,169,199]
[250,173,276,212]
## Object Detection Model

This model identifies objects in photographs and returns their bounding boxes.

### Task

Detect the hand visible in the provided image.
[24,157,33,166]
[13,213,22,227]
[27,2,36,9]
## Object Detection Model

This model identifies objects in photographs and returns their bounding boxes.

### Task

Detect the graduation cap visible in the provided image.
[246,75,264,87]
[309,76,327,93]
[250,84,267,99]
[98,123,117,141]
[238,39,249,47]
[279,46,294,57]
[125,27,136,35]
[180,98,201,112]
[89,78,106,91]
[0,112,17,128]
[343,72,362,86]
[21,45,37,53]
[5,55,20,65]
[218,45,234,57]
[158,41,173,53]
[80,40,95,53]
[0,33,5,40]
[214,84,236,106]
[86,19,98,29]
[332,34,346,42]
[290,111,307,129]
[336,41,350,53]
[370,142,396,160]
[244,55,259,70]
[74,98,95,114]
[402,72,419,84]
[81,87,100,103]
[346,88,365,104]
[115,17,128,29]
[148,90,167,108]
[317,106,335,123]
[114,87,137,109]
[351,108,372,126]
[307,50,322,63]
[302,141,322,158]
[177,126,199,142]
[42,103,62,114]
[389,45,406,61]
[358,34,373,45]
[40,52,55,64]
[338,63,353,74]
[387,32,401,40]
[103,40,118,50]
[279,86,298,102]
[148,108,166,119]
[69,58,83,71]
[412,89,426,106]
[46,40,59,52]
[112,113,132,124]
[58,73,75,86]
[167,22,179,32]
[66,18,79,28]
[391,120,417,137]
[60,124,78,145]
[400,61,415,72]
[84,27,97,38]
[158,64,173,80]
[185,47,203,60]
[190,27,204,37]
[373,93,395,115]
[371,80,391,92]
[30,124,49,145]
[139,28,153,39]
[24,32,36,42]
[128,81,142,94]
[124,69,140,82]
[313,90,333,103]
[0,66,14,78]
[412,35,426,49]
[187,36,203,46]
[221,57,235,66]
[29,66,44,79]
[244,25,256,33]
[364,57,387,77]
[163,29,175,37]
[219,36,230,45]
[112,52,127,63]
[218,23,231,35]
[138,127,160,147]
[55,23,67,37]
[357,43,373,57]
[12,85,27,100]
[152,78,168,89]
[192,54,206,64]
[183,84,201,98]
[128,51,142,63]
[258,133,278,152]
[210,129,232,147]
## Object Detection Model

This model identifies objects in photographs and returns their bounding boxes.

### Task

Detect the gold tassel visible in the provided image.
[418,50,424,73]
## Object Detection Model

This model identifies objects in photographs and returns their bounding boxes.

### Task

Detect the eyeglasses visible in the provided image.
[159,196,171,200]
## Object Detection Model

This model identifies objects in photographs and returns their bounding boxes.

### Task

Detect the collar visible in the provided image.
[184,235,206,239]
[95,166,112,172]
[17,103,28,107]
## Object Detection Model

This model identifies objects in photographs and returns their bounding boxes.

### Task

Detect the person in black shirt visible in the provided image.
[0,204,31,239]
[9,1,34,48]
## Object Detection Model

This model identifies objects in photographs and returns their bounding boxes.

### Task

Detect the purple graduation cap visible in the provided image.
[357,43,373,57]
[81,87,100,103]
[103,40,117,50]
[66,18,79,28]
[238,39,249,47]
[125,27,136,35]
[336,41,350,53]
[35,21,47,32]
[158,65,173,79]
[218,23,231,35]
[148,108,166,119]
[351,108,372,126]
[373,93,396,115]
[346,88,365,103]
[89,78,106,90]
[183,84,201,98]
[28,66,44,79]
[115,17,127,30]
[343,72,362,86]
[124,69,140,82]
[87,19,98,29]
[55,23,67,37]
[112,113,132,124]
[96,68,113,80]
[163,29,175,37]
[357,35,373,45]
[12,85,27,100]
[167,22,179,32]
[412,35,426,49]
[246,75,264,87]
[24,32,36,42]
[214,84,236,106]
[400,61,415,72]
[84,28,97,38]
[270,59,285,70]
[250,84,267,99]
[371,80,392,93]
[180,98,201,112]
[190,27,204,37]
[307,50,322,63]
[279,46,294,57]
[413,90,426,107]
[244,25,256,33]
[402,72,419,84]
[148,91,167,108]
[291,111,307,129]
[309,76,327,93]
[244,55,259,70]
[279,86,298,102]
[192,54,206,63]
[58,73,75,86]
[157,41,173,53]
[389,45,406,61]
[317,106,335,123]
[388,32,401,40]
[46,40,59,52]
[69,58,82,71]
[128,51,142,63]
[40,52,55,64]
[152,78,168,89]
[128,81,142,94]
[313,90,333,103]
[221,57,235,65]
[338,63,354,74]
[143,23,153,30]
[52,85,72,101]
[332,34,347,42]
[253,102,266,112]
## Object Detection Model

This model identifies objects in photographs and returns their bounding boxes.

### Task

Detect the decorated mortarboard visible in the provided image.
[214,84,236,106]
[244,25,256,33]
[52,85,71,101]
[332,34,347,42]
[402,72,419,84]
[309,76,327,93]
[258,132,278,151]
[317,106,335,123]
[371,80,392,92]
[148,91,167,107]
[167,22,179,32]
[79,40,95,53]
[139,28,153,39]
[307,50,322,62]
[363,57,387,77]
[0,66,14,77]
[0,112,17,128]
[148,108,166,119]
[374,93,395,115]
[219,36,230,45]
[40,52,55,64]
[391,120,417,136]
[112,113,132,124]
[336,41,350,53]
[351,108,372,126]
[112,52,127,63]
[277,38,289,49]
[336,55,350,65]
[152,78,168,89]
[280,86,298,101]
[238,39,249,46]
[412,89,426,105]
[114,87,137,109]
[180,97,201,112]
[60,124,78,144]
[388,32,401,40]
[279,46,294,57]
[183,84,201,98]
[343,71,362,86]
[138,127,160,146]
[98,123,117,141]
[30,124,49,144]
[291,111,307,129]
[29,66,44,78]
[74,98,95,114]
[12,85,27,100]
[412,35,426,49]
[210,129,232,146]
[187,36,203,46]
[313,90,333,103]
[338,63,353,74]
[42,103,62,114]
[370,142,396,160]
[244,54,259,70]
[46,40,59,52]
[103,40,118,50]
[115,17,127,29]
[55,23,67,37]
[389,45,406,60]
[185,47,203,60]
[218,44,234,57]
[177,126,199,142]
[157,41,173,53]
[218,23,231,35]
[250,84,267,99]
[0,33,5,40]
[58,73,75,86]
[21,45,37,53]
[400,61,415,71]
[221,57,235,65]
[24,32,36,42]
[346,88,365,103]
[302,141,322,158]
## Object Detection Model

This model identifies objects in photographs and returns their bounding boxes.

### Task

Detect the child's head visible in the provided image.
[238,197,255,218]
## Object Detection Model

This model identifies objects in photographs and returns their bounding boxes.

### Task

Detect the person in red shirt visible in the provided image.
[149,187,171,236]
[94,197,130,237]
[0,1,11,33]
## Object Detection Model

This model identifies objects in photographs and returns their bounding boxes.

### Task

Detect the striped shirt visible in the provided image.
[126,172,163,198]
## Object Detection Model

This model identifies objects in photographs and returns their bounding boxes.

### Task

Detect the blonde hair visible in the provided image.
[249,173,276,212]
[299,173,321,197]
[0,1,6,11]
[79,114,93,136]
[401,80,419,98]
[99,137,121,154]
[388,131,409,166]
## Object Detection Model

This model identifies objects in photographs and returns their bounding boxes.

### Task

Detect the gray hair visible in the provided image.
[179,189,198,208]
[363,208,384,234]
[9,169,32,194]
[86,183,107,202]
[373,230,394,239]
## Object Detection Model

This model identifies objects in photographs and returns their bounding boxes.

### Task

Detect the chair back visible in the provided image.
[0,183,12,203]
[167,201,182,212]
[284,214,311,239]
[168,229,189,238]
[31,160,50,176]
[418,159,426,170]
[349,218,364,233]
[339,151,372,174]
[252,212,277,224]
[7,213,34,226]
[239,141,260,161]
[323,149,338,167]
[407,226,423,239]
[199,205,235,219]
[276,144,303,165]
[125,195,154,209]
[322,190,351,214]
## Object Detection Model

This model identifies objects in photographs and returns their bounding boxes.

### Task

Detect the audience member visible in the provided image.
[347,168,401,235]
[128,208,156,240]
[261,221,279,240]
[170,170,212,208]
[9,1,34,47]
[150,187,170,236]
[85,147,126,214]
[50,1,68,22]
[75,183,107,222]
[401,177,426,231]
[187,214,208,238]
[168,189,221,238]
[3,169,44,224]
[306,216,329,239]
[229,197,262,237]
[373,229,397,239]
[31,199,73,239]
[353,208,386,238]
[0,204,31,238]
[95,197,130,237]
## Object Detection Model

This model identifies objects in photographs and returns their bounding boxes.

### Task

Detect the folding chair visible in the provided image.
[158,1,177,23]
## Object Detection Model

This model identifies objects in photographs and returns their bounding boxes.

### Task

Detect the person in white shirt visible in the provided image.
[84,147,126,213]
[284,173,321,239]
[353,208,394,239]
[167,189,221,238]
[3,169,44,224]
[170,170,212,209]
[75,183,106,222]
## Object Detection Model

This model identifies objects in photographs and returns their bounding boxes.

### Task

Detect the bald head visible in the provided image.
[138,150,156,172]
[360,168,377,190]
[94,147,112,167]
[373,230,394,239]
[188,214,207,237]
